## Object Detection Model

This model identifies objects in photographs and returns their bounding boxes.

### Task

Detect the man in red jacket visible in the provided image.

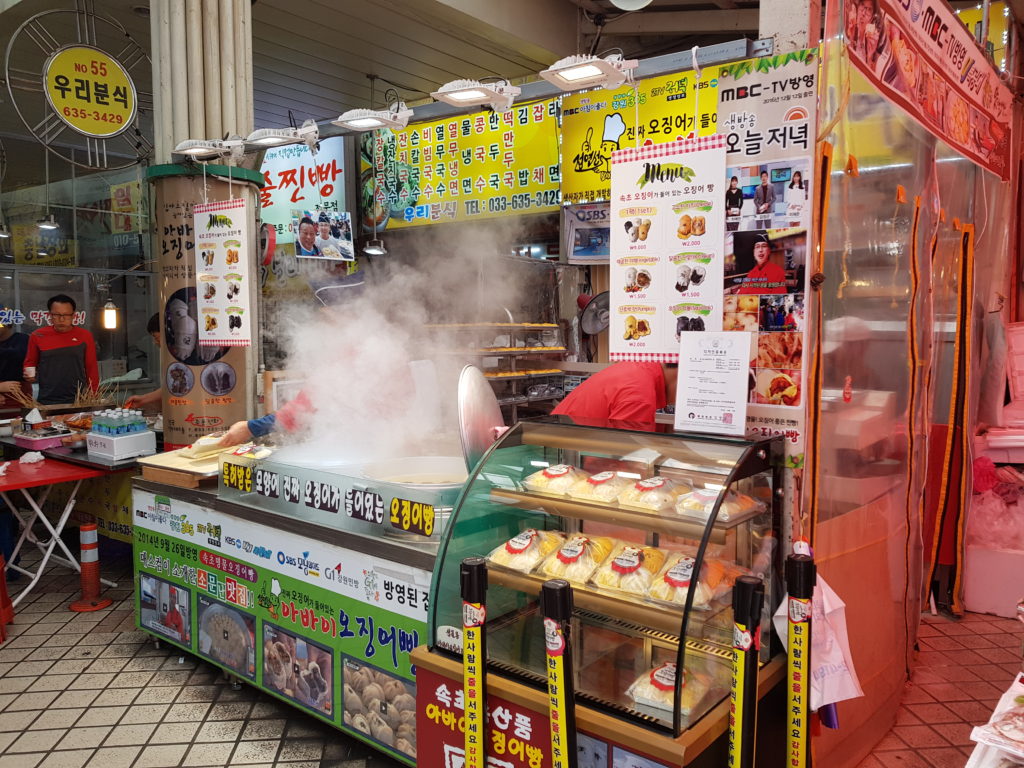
[552,362,677,426]
[23,294,99,405]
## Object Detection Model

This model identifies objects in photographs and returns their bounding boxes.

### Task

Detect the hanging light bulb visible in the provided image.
[102,300,118,330]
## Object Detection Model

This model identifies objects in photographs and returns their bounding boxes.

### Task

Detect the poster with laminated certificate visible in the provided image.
[675,332,752,436]
[609,135,727,362]
[194,198,252,347]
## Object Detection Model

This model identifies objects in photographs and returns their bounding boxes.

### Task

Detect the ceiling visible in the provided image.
[0,0,1012,191]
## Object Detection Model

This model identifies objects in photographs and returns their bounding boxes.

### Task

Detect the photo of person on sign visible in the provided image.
[733,232,787,295]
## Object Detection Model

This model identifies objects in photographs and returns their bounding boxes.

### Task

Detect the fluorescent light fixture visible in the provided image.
[36,214,59,230]
[431,79,520,111]
[173,137,244,161]
[333,104,413,132]
[363,237,387,256]
[540,54,639,91]
[246,119,319,151]
[0,224,10,239]
[102,300,118,330]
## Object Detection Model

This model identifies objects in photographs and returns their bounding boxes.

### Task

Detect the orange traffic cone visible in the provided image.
[0,555,14,642]
[70,525,112,612]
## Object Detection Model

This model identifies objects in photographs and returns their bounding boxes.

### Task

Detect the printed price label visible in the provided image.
[222,462,252,492]
[304,480,341,514]
[344,489,385,524]
[254,468,279,499]
[281,475,301,504]
[389,498,436,537]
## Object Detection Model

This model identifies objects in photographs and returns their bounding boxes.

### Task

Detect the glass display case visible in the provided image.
[429,417,782,737]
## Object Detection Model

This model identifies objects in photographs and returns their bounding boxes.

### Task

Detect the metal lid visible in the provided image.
[457,364,504,474]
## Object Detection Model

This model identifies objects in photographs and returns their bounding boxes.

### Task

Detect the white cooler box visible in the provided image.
[964,544,1024,619]
[86,431,157,461]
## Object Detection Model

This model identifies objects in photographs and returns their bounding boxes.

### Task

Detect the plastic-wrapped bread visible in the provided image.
[617,476,690,511]
[626,662,711,714]
[486,529,565,573]
[590,544,666,595]
[522,464,585,495]
[675,489,764,521]
[539,535,615,584]
[567,471,633,503]
[647,552,748,609]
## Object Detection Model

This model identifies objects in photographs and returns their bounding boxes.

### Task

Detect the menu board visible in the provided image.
[609,135,727,361]
[361,99,560,231]
[561,70,721,205]
[194,197,252,347]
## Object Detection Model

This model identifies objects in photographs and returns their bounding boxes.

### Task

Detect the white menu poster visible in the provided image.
[609,136,727,361]
[194,198,252,347]
[674,331,752,436]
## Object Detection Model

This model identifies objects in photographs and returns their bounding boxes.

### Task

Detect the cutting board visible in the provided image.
[137,448,226,489]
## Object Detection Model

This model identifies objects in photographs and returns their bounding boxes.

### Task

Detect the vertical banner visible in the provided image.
[194,198,252,348]
[154,176,254,447]
[716,51,818,470]
[609,136,727,361]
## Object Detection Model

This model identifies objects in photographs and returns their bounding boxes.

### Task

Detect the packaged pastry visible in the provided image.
[676,489,765,521]
[648,551,748,609]
[626,662,711,714]
[617,476,690,511]
[539,535,615,584]
[590,544,666,595]
[567,471,633,503]
[486,529,565,573]
[522,464,585,495]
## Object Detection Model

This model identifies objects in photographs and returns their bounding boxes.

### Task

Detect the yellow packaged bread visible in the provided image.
[567,471,633,503]
[647,552,748,609]
[522,464,585,495]
[486,529,565,574]
[626,663,711,714]
[590,544,666,595]
[539,535,615,584]
[617,476,690,511]
[676,489,764,521]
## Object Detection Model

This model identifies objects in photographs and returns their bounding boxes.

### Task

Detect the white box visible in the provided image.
[964,544,1024,619]
[86,430,157,461]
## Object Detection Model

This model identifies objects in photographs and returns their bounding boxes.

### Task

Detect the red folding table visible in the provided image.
[0,458,111,606]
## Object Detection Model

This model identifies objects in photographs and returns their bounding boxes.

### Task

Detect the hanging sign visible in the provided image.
[43,45,137,138]
[560,70,722,205]
[362,99,561,231]
[844,0,1012,179]
[193,198,252,347]
[609,135,728,361]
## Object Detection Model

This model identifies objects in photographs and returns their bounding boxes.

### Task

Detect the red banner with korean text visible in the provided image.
[844,0,1012,179]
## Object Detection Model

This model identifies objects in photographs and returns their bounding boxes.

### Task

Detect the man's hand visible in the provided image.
[0,381,21,395]
[125,390,161,409]
[218,420,253,448]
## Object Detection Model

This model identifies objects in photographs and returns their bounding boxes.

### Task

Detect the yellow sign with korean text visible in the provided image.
[561,70,722,205]
[12,224,77,267]
[111,180,141,233]
[361,99,560,230]
[44,46,137,138]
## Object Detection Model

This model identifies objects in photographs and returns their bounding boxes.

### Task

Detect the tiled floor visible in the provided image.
[0,541,402,768]
[857,610,1022,768]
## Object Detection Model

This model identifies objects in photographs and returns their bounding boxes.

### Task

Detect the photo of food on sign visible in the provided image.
[624,315,652,341]
[726,158,810,231]
[342,657,416,758]
[264,622,333,716]
[724,229,805,296]
[197,595,256,680]
[624,268,652,293]
[753,368,801,407]
[624,218,652,243]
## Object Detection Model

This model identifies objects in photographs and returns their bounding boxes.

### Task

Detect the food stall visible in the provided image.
[131,366,503,765]
[414,418,785,767]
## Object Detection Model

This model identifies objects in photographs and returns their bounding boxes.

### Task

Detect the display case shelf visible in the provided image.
[489,566,687,636]
[490,489,763,544]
